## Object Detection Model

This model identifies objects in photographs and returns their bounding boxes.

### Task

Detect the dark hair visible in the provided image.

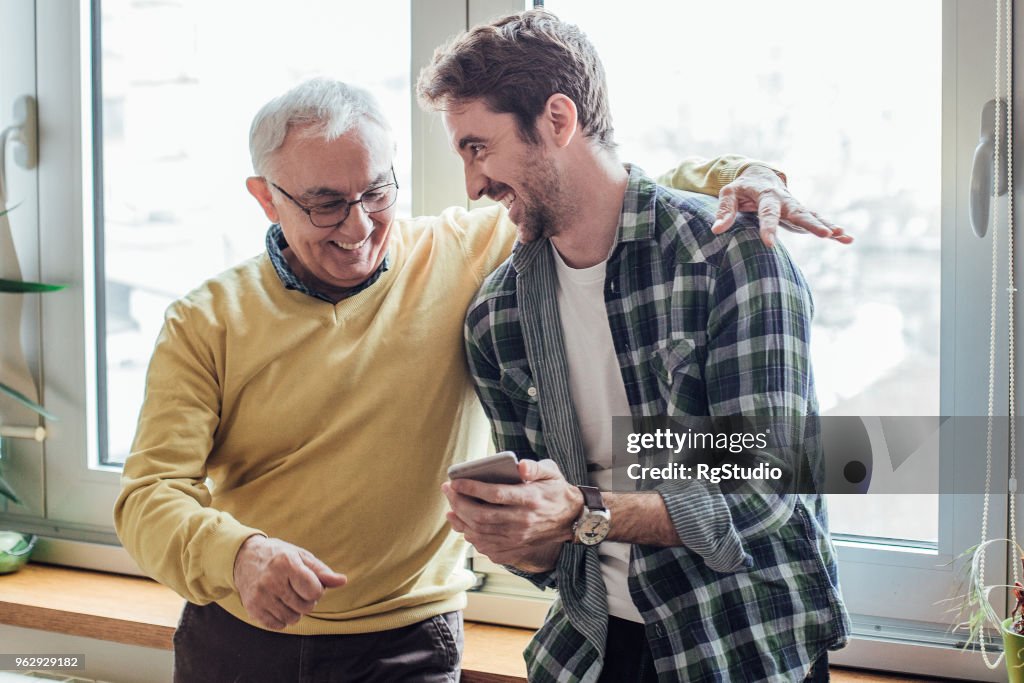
[416,10,615,150]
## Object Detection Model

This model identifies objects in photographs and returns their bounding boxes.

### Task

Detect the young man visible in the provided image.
[421,11,850,682]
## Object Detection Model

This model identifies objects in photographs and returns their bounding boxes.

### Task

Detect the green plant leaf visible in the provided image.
[0,202,22,219]
[0,278,65,293]
[0,476,19,505]
[0,382,56,420]
[945,537,1024,657]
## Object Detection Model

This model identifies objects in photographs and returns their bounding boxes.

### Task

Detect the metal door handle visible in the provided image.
[0,94,37,201]
[969,98,1009,238]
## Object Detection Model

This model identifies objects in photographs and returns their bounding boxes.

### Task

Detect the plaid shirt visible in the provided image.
[464,166,850,682]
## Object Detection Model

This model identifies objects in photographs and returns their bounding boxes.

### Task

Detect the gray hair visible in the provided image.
[248,78,392,176]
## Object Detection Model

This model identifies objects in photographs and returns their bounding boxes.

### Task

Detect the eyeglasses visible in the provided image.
[270,167,399,229]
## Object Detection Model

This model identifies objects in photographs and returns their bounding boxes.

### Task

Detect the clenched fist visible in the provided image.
[232,535,347,630]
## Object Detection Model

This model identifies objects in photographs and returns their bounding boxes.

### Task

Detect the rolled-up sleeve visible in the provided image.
[656,230,814,572]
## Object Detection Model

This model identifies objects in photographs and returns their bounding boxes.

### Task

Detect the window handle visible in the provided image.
[0,425,46,442]
[969,98,1009,238]
[0,94,37,202]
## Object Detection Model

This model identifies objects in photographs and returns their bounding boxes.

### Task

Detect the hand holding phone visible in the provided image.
[447,451,522,485]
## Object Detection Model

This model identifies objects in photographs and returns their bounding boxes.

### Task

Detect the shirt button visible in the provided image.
[527,386,538,398]
[654,623,665,637]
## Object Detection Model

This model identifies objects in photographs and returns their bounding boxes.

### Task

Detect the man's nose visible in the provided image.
[464,163,488,201]
[340,202,374,235]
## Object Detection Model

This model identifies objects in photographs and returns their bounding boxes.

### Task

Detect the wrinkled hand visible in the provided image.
[233,535,347,630]
[711,164,854,248]
[442,460,581,571]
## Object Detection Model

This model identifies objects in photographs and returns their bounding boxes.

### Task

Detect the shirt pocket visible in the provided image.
[498,364,545,445]
[649,336,698,385]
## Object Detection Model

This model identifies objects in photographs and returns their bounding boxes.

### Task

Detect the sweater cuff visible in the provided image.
[732,160,788,186]
[199,520,267,597]
[656,479,751,573]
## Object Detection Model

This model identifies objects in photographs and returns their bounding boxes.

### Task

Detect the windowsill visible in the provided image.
[0,563,531,683]
[0,563,948,683]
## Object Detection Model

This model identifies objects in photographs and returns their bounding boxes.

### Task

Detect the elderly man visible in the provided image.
[114,77,842,682]
[423,10,850,683]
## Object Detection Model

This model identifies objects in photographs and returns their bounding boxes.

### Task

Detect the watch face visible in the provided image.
[578,513,611,546]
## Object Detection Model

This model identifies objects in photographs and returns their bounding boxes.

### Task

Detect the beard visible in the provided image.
[517,198,559,243]
[512,154,570,243]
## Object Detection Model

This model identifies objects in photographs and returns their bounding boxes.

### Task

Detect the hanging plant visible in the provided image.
[951,540,1024,681]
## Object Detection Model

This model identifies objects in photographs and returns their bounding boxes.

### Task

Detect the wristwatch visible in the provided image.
[572,485,611,546]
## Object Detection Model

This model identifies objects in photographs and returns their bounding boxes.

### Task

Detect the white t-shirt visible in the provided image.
[551,243,644,623]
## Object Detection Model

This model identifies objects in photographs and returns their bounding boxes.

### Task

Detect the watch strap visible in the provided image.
[577,485,605,511]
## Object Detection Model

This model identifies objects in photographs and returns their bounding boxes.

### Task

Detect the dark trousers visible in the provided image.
[598,616,659,682]
[173,602,463,683]
[597,616,830,682]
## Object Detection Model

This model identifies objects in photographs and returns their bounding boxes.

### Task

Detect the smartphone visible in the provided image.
[447,451,522,485]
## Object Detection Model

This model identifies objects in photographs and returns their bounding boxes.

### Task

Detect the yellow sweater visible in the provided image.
[113,157,751,635]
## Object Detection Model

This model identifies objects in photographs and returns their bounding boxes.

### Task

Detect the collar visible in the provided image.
[264,224,390,303]
[511,164,658,274]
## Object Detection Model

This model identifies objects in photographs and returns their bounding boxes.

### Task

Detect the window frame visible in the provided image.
[0,0,45,521]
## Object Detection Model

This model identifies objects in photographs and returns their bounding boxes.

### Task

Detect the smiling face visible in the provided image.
[442,99,566,243]
[248,120,396,295]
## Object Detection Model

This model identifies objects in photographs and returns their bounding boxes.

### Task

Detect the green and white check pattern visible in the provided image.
[464,166,850,682]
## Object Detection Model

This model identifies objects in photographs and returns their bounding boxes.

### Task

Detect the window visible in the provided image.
[96,0,415,465]
[530,0,989,604]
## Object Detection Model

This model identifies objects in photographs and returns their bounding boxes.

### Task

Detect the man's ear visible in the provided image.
[540,94,578,148]
[246,176,281,223]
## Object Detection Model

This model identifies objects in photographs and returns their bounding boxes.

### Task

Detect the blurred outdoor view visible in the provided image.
[544,0,941,543]
[99,1,941,543]
[97,0,411,463]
